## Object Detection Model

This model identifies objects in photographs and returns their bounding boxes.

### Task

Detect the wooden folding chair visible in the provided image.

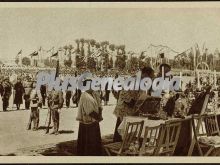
[155,120,182,156]
[192,114,220,156]
[204,114,220,136]
[104,120,144,156]
[139,124,165,156]
[187,93,210,156]
[139,120,182,156]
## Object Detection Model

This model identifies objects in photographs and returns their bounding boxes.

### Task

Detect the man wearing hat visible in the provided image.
[157,63,172,79]
[2,76,12,111]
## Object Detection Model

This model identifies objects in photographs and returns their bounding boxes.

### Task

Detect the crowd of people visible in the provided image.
[0,63,220,156]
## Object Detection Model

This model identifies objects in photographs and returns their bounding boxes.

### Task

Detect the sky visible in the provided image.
[1,6,220,60]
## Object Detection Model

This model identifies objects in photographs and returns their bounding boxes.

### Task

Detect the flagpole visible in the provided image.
[20,50,22,67]
[37,48,39,67]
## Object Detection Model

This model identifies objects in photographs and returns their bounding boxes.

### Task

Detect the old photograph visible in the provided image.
[0,2,220,163]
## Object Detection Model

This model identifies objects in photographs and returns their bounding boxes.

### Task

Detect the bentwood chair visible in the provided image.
[192,114,220,156]
[104,120,144,156]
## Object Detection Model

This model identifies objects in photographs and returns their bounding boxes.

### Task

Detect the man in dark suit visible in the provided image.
[40,84,47,106]
[2,77,12,111]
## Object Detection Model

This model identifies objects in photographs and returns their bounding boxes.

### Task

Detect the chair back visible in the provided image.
[191,114,220,156]
[155,120,182,156]
[203,114,220,136]
[119,120,144,154]
[192,115,207,138]
[139,124,165,156]
[188,93,210,115]
[192,114,220,137]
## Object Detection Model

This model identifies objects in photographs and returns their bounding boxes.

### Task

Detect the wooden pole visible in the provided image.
[214,70,217,89]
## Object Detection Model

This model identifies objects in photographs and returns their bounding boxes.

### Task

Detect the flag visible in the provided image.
[195,43,201,65]
[51,51,58,58]
[55,60,59,78]
[29,51,38,57]
[17,50,22,56]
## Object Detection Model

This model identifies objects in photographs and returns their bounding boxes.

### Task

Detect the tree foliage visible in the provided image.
[109,57,113,69]
[22,57,31,66]
[128,56,139,72]
[87,56,96,71]
[64,58,72,67]
[15,57,19,64]
[44,58,57,68]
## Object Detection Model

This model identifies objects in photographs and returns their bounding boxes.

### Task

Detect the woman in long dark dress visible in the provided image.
[13,78,25,110]
[103,82,110,106]
[76,79,103,156]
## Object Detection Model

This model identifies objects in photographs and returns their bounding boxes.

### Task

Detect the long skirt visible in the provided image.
[104,90,110,102]
[77,122,102,156]
[13,92,23,104]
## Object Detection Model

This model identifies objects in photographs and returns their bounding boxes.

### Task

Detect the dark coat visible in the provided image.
[14,82,25,104]
[2,81,12,100]
[0,83,3,96]
[40,85,47,95]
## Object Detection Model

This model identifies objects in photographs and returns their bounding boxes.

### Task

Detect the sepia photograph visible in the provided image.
[0,2,220,163]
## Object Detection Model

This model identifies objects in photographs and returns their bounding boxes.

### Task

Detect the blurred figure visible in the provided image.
[47,89,64,135]
[0,77,3,97]
[2,77,12,111]
[112,73,120,102]
[157,63,172,79]
[40,84,47,106]
[65,83,72,108]
[23,76,33,110]
[72,71,81,107]
[103,82,110,106]
[13,78,25,110]
[27,81,42,131]
[113,67,154,142]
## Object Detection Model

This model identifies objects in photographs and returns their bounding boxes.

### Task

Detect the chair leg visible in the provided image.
[212,149,217,156]
[205,146,215,156]
[197,144,204,156]
[213,148,220,156]
[104,147,112,156]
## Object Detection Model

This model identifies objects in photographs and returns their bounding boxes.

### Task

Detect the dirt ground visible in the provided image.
[0,94,117,156]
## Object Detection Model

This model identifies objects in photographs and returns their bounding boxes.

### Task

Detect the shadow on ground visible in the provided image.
[58,130,74,134]
[37,126,53,130]
[40,134,114,156]
[37,127,74,134]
